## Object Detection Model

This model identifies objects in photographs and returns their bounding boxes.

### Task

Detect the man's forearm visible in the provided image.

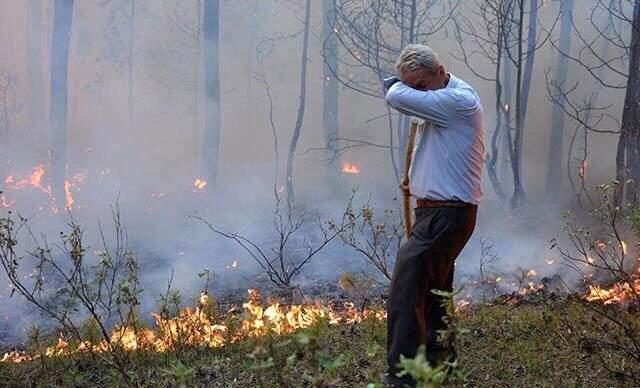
[383,79,451,127]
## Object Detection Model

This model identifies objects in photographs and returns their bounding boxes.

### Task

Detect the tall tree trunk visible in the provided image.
[519,0,537,126]
[500,0,515,188]
[486,12,507,203]
[27,0,46,131]
[322,0,340,180]
[615,1,640,206]
[285,0,311,203]
[202,0,221,187]
[127,0,135,133]
[510,0,526,209]
[194,0,202,159]
[545,0,573,197]
[49,0,74,209]
[245,0,271,97]
[0,79,9,184]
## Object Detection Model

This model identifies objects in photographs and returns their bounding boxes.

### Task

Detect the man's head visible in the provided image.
[394,44,447,91]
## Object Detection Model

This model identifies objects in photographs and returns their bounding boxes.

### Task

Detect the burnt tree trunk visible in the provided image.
[615,1,640,206]
[322,0,340,180]
[202,0,221,187]
[486,8,508,203]
[546,0,573,197]
[509,0,526,209]
[49,0,74,208]
[285,0,311,203]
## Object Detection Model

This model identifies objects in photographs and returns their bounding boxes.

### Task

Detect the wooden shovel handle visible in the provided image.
[402,119,421,239]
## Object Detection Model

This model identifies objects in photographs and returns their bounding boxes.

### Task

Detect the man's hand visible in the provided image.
[383,76,401,93]
[399,178,411,197]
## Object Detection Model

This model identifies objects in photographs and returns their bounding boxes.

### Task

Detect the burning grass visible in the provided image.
[0,289,385,365]
[0,293,638,387]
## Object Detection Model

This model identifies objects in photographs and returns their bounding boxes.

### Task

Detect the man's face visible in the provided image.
[399,65,446,91]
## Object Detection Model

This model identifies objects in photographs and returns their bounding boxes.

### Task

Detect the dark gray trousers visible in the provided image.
[386,205,477,386]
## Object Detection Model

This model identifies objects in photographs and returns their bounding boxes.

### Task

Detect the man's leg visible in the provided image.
[386,208,439,387]
[386,206,477,387]
[423,206,477,364]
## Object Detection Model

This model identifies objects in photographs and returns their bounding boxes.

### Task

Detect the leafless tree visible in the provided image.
[331,0,460,182]
[194,190,363,291]
[285,0,312,204]
[453,0,558,208]
[548,0,638,207]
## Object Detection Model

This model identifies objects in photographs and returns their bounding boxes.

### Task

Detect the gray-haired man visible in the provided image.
[383,44,484,387]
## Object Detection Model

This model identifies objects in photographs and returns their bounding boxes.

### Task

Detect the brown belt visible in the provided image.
[416,198,471,208]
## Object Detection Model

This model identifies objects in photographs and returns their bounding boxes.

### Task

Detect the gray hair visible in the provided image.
[394,44,441,74]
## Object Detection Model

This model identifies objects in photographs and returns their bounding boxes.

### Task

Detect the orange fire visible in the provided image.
[579,160,588,178]
[0,289,385,364]
[193,178,208,191]
[64,172,86,210]
[342,162,360,174]
[2,164,86,212]
[5,164,51,194]
[586,278,640,305]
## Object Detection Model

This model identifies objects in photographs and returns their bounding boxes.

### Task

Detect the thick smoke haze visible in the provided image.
[0,0,632,344]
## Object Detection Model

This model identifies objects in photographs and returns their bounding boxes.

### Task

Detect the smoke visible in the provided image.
[0,0,631,345]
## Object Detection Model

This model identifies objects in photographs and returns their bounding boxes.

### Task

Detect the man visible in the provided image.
[383,44,484,387]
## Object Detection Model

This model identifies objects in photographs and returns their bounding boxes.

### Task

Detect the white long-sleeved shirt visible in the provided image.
[385,74,485,204]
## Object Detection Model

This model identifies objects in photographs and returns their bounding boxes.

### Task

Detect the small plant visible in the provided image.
[0,204,141,382]
[195,191,363,292]
[337,197,404,282]
[552,183,640,383]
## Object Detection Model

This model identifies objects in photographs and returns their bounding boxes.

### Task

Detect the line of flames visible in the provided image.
[3,273,639,364]
[3,164,84,212]
[1,289,386,364]
[2,164,211,212]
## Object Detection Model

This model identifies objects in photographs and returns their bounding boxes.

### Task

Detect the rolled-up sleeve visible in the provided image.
[385,82,455,127]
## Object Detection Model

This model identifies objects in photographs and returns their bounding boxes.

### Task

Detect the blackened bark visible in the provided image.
[615,1,640,206]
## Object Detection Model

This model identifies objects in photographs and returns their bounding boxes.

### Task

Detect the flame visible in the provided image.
[519,282,544,295]
[63,172,86,210]
[342,162,360,174]
[5,164,51,194]
[3,164,86,211]
[621,241,628,256]
[1,289,385,364]
[586,278,640,305]
[526,269,538,277]
[579,160,588,178]
[193,178,207,191]
[504,104,510,113]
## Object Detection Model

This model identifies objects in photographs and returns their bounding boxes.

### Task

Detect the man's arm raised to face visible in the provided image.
[384,81,456,128]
